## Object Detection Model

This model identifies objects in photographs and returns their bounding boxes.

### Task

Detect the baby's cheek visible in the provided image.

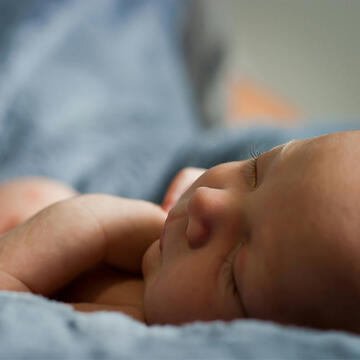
[234,247,266,319]
[234,244,247,276]
[233,247,248,296]
[240,248,284,322]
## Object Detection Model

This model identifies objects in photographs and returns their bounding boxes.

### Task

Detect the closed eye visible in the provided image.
[242,150,262,188]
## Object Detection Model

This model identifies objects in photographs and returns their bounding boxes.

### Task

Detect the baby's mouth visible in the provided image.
[159,225,166,253]
[159,200,188,253]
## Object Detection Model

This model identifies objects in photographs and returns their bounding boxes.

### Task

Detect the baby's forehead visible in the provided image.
[303,131,360,159]
[284,132,360,186]
[265,131,360,241]
[288,132,360,241]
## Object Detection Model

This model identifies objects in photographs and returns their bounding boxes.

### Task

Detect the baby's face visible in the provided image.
[143,131,360,330]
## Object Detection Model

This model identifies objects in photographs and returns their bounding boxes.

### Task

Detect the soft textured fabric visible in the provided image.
[0,0,199,201]
[2,291,360,360]
[1,1,360,359]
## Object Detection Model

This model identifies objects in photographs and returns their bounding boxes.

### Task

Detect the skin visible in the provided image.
[143,130,360,332]
[162,167,206,212]
[0,188,166,322]
[0,177,78,234]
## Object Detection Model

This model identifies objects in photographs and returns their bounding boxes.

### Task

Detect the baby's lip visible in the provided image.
[159,225,166,253]
[159,200,188,253]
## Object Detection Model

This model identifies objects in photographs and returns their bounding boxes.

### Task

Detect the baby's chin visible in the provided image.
[142,239,162,280]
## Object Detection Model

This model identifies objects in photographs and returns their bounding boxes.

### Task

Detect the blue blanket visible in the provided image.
[1,0,360,358]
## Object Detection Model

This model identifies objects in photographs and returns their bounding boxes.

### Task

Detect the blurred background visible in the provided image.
[185,0,360,127]
[0,0,359,201]
[1,0,359,131]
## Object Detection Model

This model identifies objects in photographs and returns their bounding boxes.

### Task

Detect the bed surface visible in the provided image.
[2,291,360,360]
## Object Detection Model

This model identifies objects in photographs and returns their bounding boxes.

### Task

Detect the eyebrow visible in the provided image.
[280,139,296,158]
[255,139,296,184]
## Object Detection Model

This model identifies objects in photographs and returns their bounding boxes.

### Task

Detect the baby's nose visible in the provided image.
[186,186,228,249]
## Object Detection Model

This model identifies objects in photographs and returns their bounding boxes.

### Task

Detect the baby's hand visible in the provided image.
[0,195,166,297]
[77,195,166,273]
[162,167,206,212]
[0,177,77,234]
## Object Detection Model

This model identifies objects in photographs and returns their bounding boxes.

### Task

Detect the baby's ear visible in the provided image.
[185,187,228,249]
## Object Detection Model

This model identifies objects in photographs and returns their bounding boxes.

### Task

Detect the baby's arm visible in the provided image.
[0,194,165,297]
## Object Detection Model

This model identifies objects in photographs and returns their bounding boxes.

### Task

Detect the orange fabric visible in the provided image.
[228,79,300,125]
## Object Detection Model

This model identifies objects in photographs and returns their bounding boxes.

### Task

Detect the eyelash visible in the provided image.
[244,148,262,187]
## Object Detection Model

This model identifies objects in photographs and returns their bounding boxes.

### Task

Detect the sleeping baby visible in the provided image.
[1,130,360,333]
